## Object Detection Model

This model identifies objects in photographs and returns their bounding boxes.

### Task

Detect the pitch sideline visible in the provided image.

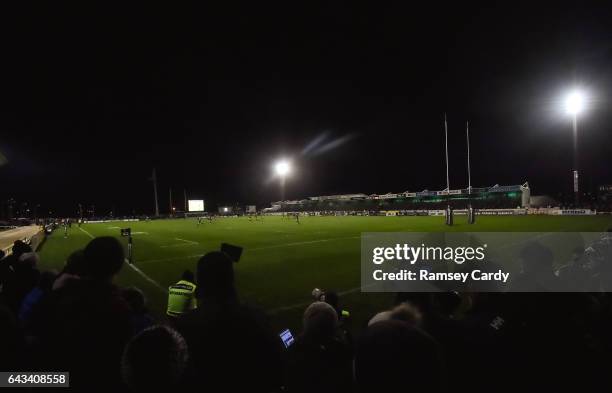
[78,226,95,239]
[126,260,169,294]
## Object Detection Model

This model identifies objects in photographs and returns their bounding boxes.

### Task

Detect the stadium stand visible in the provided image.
[265,183,530,213]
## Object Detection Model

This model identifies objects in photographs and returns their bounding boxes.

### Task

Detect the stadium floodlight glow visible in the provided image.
[559,87,590,206]
[564,90,585,116]
[275,161,291,177]
[273,159,292,201]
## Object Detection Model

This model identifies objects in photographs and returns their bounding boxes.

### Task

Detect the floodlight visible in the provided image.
[558,87,591,206]
[564,90,585,115]
[275,161,290,176]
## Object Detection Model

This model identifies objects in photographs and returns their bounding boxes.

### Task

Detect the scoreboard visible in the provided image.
[188,200,205,212]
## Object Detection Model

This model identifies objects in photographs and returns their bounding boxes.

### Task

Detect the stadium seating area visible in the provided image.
[1,234,612,392]
[271,184,529,213]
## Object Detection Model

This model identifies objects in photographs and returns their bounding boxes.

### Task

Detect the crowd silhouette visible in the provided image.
[1,234,612,392]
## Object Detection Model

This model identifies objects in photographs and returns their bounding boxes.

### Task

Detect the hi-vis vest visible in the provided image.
[167,280,197,317]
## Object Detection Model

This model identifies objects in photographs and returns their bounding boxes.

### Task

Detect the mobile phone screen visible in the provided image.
[279,329,295,348]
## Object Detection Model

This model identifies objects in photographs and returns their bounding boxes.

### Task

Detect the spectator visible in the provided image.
[0,241,40,314]
[52,249,86,290]
[0,304,25,370]
[81,236,125,280]
[324,290,353,346]
[122,287,155,335]
[194,251,236,301]
[175,251,282,392]
[18,270,57,329]
[10,240,32,259]
[394,292,433,314]
[367,310,392,326]
[19,251,40,268]
[355,320,444,393]
[512,241,563,291]
[63,249,87,275]
[389,302,423,325]
[166,270,197,319]
[285,302,353,393]
[121,325,189,391]
[367,302,422,327]
[39,237,132,389]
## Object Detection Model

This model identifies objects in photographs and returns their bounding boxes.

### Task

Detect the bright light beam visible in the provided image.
[275,161,290,177]
[564,90,585,115]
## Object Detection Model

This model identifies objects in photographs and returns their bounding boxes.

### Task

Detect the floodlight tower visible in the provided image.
[563,90,585,206]
[274,160,291,201]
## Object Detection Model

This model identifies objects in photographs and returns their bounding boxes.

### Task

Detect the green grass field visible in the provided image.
[36,215,612,332]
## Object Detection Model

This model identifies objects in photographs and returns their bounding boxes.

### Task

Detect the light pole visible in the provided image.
[564,90,585,206]
[274,160,291,201]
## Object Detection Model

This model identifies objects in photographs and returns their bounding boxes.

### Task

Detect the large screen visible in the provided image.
[188,200,204,212]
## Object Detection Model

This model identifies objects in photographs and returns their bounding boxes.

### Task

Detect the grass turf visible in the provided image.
[36,215,612,332]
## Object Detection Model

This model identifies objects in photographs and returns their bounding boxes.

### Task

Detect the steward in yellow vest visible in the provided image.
[167,270,197,317]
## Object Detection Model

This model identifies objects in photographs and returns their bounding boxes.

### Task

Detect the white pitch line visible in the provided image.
[175,238,198,245]
[79,227,95,239]
[160,243,198,248]
[137,254,203,265]
[125,259,168,294]
[139,236,361,265]
[160,238,200,248]
[249,236,359,252]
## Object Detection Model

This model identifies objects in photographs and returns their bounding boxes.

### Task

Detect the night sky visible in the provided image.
[1,4,612,215]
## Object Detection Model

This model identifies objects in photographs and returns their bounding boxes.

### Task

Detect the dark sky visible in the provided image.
[1,3,612,215]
